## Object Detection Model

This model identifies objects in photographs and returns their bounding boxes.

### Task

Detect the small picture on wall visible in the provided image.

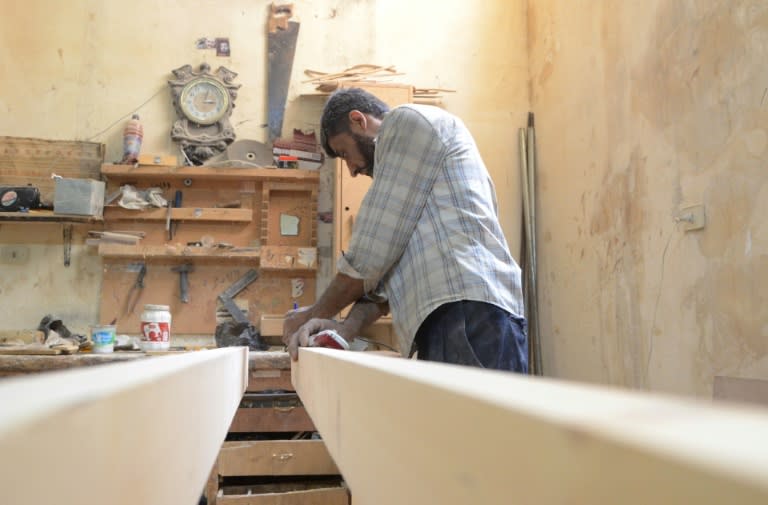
[216,38,231,57]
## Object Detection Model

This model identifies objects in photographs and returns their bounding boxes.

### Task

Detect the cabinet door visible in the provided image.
[333,83,413,273]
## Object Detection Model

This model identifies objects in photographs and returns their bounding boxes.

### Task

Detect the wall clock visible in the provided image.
[169,63,240,165]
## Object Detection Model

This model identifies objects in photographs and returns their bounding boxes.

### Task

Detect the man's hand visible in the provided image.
[286,318,351,361]
[282,305,314,346]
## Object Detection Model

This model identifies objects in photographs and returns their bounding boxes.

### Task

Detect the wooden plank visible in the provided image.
[206,460,220,505]
[714,376,768,406]
[0,353,146,377]
[97,243,260,259]
[247,369,293,392]
[0,209,101,223]
[260,314,285,337]
[292,348,768,505]
[218,487,348,505]
[102,164,321,182]
[0,347,248,505]
[103,206,253,223]
[229,406,315,433]
[218,440,339,476]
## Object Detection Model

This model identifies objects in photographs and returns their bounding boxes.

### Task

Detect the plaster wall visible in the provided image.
[0,1,527,339]
[529,1,768,396]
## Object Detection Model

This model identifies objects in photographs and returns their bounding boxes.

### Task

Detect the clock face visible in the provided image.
[179,77,230,125]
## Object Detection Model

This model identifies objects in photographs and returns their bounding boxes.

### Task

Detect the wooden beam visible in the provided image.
[0,347,248,505]
[292,349,768,505]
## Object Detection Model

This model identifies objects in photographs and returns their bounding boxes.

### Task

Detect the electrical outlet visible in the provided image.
[0,245,30,264]
[677,204,706,232]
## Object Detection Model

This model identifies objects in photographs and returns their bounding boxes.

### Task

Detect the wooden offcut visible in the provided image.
[0,347,248,505]
[293,348,768,505]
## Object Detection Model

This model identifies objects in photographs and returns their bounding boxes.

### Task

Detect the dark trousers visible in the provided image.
[413,300,528,372]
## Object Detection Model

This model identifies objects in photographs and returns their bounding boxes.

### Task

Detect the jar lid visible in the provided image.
[144,304,170,311]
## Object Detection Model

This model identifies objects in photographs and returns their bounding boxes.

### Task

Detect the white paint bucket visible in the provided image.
[91,325,116,353]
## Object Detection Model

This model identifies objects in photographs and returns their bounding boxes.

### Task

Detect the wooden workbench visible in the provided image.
[0,349,291,379]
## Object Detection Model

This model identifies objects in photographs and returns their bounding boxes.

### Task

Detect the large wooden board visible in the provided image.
[0,137,104,202]
[0,347,248,505]
[99,166,320,337]
[100,262,316,335]
[293,349,768,505]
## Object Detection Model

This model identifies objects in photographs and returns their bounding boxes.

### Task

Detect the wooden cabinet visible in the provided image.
[332,83,413,268]
[98,164,319,338]
[331,83,413,353]
[207,352,349,505]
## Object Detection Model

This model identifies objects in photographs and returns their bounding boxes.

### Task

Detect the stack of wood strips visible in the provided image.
[303,64,455,104]
[86,230,145,246]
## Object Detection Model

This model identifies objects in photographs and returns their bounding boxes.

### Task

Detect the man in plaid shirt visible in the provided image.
[284,88,527,372]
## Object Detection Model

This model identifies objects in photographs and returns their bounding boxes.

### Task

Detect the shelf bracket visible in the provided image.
[63,224,72,267]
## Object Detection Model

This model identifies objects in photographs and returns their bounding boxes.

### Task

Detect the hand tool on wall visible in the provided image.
[166,200,173,240]
[171,190,182,239]
[267,3,300,142]
[214,268,268,350]
[171,263,194,303]
[217,269,259,324]
[123,262,147,316]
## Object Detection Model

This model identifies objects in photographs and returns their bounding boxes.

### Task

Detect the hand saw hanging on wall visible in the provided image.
[267,3,300,142]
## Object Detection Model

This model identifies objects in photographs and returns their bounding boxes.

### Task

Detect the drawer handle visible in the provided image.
[273,406,295,413]
[273,452,294,461]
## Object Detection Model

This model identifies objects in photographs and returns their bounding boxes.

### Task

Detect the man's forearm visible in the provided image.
[342,300,389,335]
[308,273,365,320]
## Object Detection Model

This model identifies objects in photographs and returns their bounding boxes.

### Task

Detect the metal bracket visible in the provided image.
[62,224,72,267]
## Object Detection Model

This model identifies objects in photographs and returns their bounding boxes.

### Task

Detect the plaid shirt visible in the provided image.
[337,104,524,354]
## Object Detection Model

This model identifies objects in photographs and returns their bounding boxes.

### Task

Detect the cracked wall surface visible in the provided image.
[529,0,768,396]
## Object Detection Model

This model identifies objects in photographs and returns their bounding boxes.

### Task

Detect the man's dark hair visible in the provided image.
[320,88,389,158]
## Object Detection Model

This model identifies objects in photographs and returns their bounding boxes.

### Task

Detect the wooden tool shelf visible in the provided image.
[0,210,102,223]
[98,162,320,335]
[103,206,253,223]
[101,163,320,183]
[97,243,318,271]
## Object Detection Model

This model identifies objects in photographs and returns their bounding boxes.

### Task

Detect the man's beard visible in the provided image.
[351,132,376,177]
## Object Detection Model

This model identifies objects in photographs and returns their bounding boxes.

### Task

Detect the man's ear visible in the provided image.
[348,110,367,133]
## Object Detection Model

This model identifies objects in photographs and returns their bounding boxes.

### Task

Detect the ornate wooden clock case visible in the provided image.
[168,63,240,165]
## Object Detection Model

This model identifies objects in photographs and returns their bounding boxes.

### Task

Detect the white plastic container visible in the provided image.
[140,304,172,351]
[90,325,116,353]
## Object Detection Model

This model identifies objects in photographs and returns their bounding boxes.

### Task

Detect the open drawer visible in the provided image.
[219,439,339,476]
[217,481,349,505]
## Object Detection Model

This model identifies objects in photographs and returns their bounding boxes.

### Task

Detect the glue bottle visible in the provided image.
[122,114,143,164]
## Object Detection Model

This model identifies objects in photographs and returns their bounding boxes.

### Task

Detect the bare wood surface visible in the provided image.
[0,347,248,505]
[100,263,316,335]
[229,406,314,433]
[97,243,261,259]
[0,210,101,223]
[218,486,348,505]
[102,164,320,182]
[104,206,253,223]
[249,351,291,370]
[293,348,768,505]
[218,440,339,476]
[0,353,146,377]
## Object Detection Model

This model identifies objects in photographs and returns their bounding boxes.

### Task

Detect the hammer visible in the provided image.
[171,263,194,303]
